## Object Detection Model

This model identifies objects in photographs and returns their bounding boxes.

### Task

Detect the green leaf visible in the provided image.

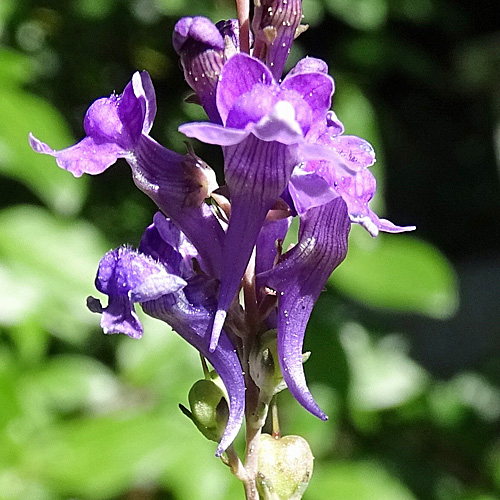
[322,0,388,30]
[340,325,428,412]
[0,61,87,215]
[0,205,108,342]
[0,48,33,87]
[21,355,120,418]
[308,461,416,500]
[330,226,458,318]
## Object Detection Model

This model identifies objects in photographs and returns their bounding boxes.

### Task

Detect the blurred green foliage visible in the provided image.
[0,0,499,499]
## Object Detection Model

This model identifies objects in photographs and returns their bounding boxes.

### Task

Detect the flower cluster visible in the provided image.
[30,2,414,458]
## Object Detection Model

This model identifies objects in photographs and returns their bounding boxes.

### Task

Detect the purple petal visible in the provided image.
[330,135,376,170]
[179,121,250,146]
[377,218,416,233]
[133,71,157,135]
[225,84,278,129]
[30,71,154,176]
[252,101,305,144]
[308,163,415,236]
[28,133,125,177]
[256,217,291,276]
[259,198,350,419]
[173,16,224,53]
[141,286,245,456]
[216,53,274,124]
[288,57,329,76]
[139,214,201,280]
[288,169,339,215]
[95,246,186,300]
[280,72,334,121]
[210,137,300,350]
[88,295,143,339]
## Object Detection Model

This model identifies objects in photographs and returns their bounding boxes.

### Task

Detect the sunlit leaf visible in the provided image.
[340,324,428,411]
[0,71,87,215]
[330,226,458,318]
[308,460,416,500]
[322,0,388,30]
[0,205,108,342]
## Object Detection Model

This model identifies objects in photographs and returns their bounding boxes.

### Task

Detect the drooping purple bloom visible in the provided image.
[29,71,224,277]
[259,197,350,419]
[89,214,245,456]
[180,53,344,350]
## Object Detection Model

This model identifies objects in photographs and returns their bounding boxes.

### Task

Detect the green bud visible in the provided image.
[257,434,314,500]
[249,330,285,402]
[182,379,229,443]
[249,330,311,404]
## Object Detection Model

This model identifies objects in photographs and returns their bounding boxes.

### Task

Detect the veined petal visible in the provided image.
[259,198,350,419]
[210,137,300,350]
[288,168,339,215]
[216,53,274,124]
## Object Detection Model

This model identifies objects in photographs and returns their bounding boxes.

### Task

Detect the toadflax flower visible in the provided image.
[88,212,245,456]
[29,71,224,278]
[179,51,349,351]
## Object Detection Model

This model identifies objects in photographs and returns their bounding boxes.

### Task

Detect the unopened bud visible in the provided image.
[252,0,302,79]
[173,16,225,123]
[181,379,229,443]
[257,433,314,500]
[249,330,286,403]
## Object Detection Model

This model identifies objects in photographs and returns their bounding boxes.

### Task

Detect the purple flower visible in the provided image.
[180,52,341,350]
[29,72,224,277]
[89,213,245,456]
[286,59,416,236]
[259,197,350,419]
